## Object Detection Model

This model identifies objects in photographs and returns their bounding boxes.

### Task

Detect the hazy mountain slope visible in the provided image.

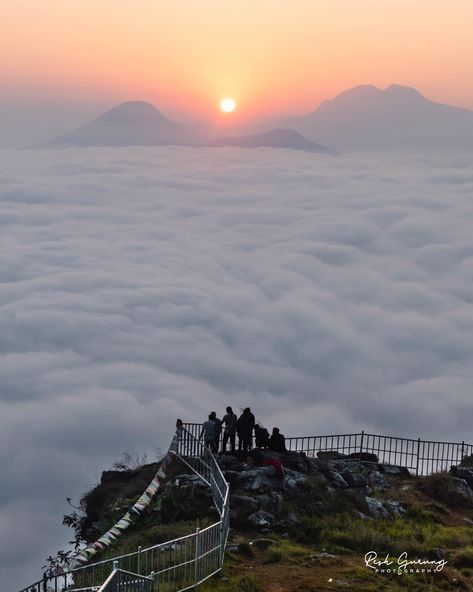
[44,101,199,147]
[273,84,473,151]
[207,128,336,153]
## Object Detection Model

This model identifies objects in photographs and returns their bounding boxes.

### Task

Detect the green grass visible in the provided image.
[200,574,264,592]
[290,512,473,558]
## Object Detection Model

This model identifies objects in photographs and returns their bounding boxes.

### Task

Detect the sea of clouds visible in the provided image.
[1,146,473,590]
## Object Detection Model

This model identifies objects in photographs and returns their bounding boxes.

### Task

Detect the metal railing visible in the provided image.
[18,428,229,592]
[284,431,473,476]
[98,568,153,592]
[183,422,473,477]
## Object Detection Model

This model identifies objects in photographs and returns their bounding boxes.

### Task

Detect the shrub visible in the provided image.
[454,547,473,568]
[236,541,253,557]
[293,517,323,544]
[229,574,264,592]
[263,540,308,564]
[418,471,473,508]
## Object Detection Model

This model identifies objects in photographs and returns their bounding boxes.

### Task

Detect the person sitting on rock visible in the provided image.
[254,424,270,449]
[268,427,287,453]
[247,449,284,479]
[199,414,216,450]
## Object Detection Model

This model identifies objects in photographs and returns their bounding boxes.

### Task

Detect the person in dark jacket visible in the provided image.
[236,407,255,452]
[254,424,270,449]
[222,406,238,453]
[209,411,222,454]
[268,427,287,453]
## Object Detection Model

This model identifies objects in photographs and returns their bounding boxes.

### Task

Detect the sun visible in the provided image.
[220,98,236,113]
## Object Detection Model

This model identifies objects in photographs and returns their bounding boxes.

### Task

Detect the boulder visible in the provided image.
[277,452,311,473]
[327,471,349,488]
[253,492,284,515]
[342,472,367,488]
[283,468,308,491]
[287,512,302,527]
[450,466,473,488]
[230,495,259,513]
[217,455,245,471]
[243,472,278,494]
[347,452,379,463]
[385,500,406,516]
[381,465,411,478]
[329,460,366,473]
[317,451,347,461]
[225,468,262,488]
[450,477,473,499]
[364,496,390,518]
[247,510,276,529]
[367,470,391,490]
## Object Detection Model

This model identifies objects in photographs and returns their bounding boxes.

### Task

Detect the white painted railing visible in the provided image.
[18,428,229,592]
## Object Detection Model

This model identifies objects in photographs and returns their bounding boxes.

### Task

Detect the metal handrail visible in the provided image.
[18,428,230,592]
[182,422,473,477]
[97,568,153,592]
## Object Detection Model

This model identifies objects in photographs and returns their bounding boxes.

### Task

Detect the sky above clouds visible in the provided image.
[2,147,473,589]
[1,0,473,145]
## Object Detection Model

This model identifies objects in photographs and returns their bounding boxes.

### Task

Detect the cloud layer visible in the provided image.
[1,147,473,590]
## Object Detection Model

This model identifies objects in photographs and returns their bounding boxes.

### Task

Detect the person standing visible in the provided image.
[209,411,222,453]
[236,407,255,453]
[199,414,216,450]
[222,406,238,453]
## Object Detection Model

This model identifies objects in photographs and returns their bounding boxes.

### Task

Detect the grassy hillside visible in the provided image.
[64,454,473,591]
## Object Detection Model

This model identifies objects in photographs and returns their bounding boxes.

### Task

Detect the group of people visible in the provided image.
[199,406,287,455]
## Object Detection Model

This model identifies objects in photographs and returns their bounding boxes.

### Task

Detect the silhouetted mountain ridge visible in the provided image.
[272,84,473,151]
[207,129,335,154]
[44,101,199,147]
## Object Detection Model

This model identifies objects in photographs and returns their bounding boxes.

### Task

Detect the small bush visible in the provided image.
[454,547,473,568]
[263,540,307,564]
[237,541,253,557]
[263,546,284,564]
[230,574,264,592]
[293,517,323,544]
[418,471,473,508]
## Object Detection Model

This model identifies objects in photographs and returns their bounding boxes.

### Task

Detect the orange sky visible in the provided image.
[1,0,473,123]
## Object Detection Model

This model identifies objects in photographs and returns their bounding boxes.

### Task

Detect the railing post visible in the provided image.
[219,518,225,566]
[359,430,364,463]
[195,527,201,589]
[461,441,465,464]
[113,560,119,571]
[416,438,421,476]
[137,545,142,574]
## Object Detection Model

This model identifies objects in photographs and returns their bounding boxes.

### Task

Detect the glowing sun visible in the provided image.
[220,98,236,113]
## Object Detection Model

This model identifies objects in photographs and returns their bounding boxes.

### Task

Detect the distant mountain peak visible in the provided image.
[272,83,473,152]
[384,84,425,99]
[98,101,175,124]
[319,84,427,111]
[317,85,382,111]
[43,100,198,147]
[208,128,335,154]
